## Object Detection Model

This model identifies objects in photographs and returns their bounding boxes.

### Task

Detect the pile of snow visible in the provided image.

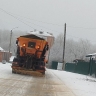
[52,70,96,96]
[0,62,12,78]
[9,56,15,62]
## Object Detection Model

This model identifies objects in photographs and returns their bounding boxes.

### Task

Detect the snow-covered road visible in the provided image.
[0,63,75,96]
[52,70,96,96]
[0,62,96,96]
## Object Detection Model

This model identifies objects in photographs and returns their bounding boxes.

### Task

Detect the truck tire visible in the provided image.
[12,69,16,74]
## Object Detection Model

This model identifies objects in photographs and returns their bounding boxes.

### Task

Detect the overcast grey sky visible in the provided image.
[0,0,96,43]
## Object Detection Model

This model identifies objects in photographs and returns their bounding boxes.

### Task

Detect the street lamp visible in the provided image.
[9,27,18,55]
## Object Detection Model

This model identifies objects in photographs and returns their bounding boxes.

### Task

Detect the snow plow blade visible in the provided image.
[12,68,45,77]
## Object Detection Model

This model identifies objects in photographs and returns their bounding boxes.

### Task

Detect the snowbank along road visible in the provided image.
[0,63,75,96]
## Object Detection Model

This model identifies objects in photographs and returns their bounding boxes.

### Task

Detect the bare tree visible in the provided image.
[49,33,96,64]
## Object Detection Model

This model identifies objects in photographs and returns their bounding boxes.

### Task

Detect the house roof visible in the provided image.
[0,47,4,51]
[86,53,96,57]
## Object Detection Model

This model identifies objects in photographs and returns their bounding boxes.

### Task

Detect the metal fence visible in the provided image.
[51,61,58,70]
[65,60,96,75]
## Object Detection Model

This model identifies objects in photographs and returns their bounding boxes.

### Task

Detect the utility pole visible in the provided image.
[62,23,66,70]
[9,27,18,61]
[9,30,12,54]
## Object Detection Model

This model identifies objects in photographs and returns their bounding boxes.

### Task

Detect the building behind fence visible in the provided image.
[0,51,12,62]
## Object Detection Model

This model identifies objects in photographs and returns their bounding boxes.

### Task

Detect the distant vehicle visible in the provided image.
[11,31,54,76]
[2,60,6,64]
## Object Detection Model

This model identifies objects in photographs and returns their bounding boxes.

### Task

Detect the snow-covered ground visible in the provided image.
[0,62,12,78]
[0,62,96,96]
[0,62,75,96]
[52,69,96,96]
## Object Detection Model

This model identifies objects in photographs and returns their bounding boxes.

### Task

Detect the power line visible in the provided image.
[11,13,96,30]
[1,7,96,31]
[0,7,96,44]
[0,8,36,30]
[13,16,61,33]
[67,26,96,30]
[5,11,63,26]
[0,8,62,33]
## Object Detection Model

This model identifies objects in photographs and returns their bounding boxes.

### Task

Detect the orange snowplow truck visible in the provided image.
[12,33,52,76]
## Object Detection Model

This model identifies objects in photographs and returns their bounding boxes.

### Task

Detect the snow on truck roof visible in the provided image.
[27,31,54,37]
[27,31,54,48]
[20,34,45,40]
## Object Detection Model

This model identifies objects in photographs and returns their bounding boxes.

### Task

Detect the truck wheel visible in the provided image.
[12,69,16,74]
[42,72,45,75]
